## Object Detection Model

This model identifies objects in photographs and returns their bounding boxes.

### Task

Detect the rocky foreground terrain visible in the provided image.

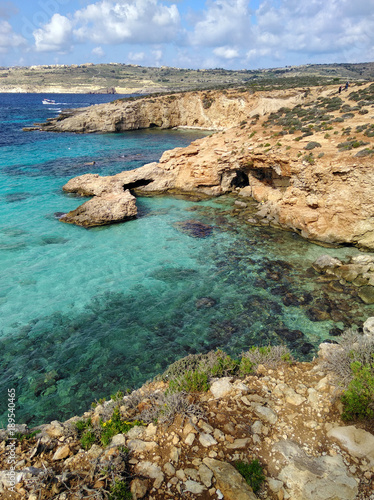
[1,317,374,500]
[28,82,374,251]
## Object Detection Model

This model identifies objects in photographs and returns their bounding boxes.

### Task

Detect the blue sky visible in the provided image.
[1,0,374,69]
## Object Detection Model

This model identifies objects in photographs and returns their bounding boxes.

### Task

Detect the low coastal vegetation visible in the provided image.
[1,321,373,498]
[75,336,373,458]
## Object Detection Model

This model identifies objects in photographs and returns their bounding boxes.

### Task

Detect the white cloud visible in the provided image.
[73,0,181,45]
[190,0,252,47]
[128,51,146,62]
[0,19,25,53]
[251,0,374,59]
[22,0,374,69]
[92,46,105,57]
[152,48,163,64]
[213,46,239,59]
[33,13,73,52]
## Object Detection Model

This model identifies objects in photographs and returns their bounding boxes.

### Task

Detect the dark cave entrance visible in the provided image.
[230,170,250,189]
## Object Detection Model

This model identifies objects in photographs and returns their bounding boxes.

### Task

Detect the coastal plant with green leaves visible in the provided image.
[162,345,294,394]
[235,459,265,493]
[322,329,374,421]
[240,345,293,373]
[341,361,374,420]
[168,370,209,393]
[75,409,145,449]
[108,479,132,500]
[100,407,145,446]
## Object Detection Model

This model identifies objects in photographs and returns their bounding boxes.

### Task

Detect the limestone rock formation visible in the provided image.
[44,83,374,248]
[29,88,308,133]
[60,189,137,227]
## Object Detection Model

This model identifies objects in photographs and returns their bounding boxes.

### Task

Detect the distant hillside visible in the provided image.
[0,61,373,94]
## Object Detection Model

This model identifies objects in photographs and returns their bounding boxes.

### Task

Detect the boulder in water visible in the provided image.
[60,190,137,227]
[195,297,217,309]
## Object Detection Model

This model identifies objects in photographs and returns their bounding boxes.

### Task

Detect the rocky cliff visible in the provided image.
[1,318,374,499]
[55,83,374,251]
[29,88,309,133]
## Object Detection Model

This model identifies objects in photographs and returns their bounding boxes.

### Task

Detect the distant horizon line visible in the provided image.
[1,60,373,73]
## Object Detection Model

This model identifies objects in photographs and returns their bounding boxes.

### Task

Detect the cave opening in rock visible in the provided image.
[149,123,159,128]
[123,179,153,192]
[230,170,250,189]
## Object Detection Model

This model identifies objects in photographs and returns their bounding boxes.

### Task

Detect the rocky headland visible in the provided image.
[1,318,374,500]
[28,83,374,251]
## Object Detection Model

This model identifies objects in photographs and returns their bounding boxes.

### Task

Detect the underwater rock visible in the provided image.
[152,267,199,282]
[173,219,213,238]
[195,297,217,309]
[275,328,304,343]
[54,212,66,219]
[5,192,33,203]
[329,327,344,337]
[299,342,315,354]
[357,285,374,304]
[306,307,331,322]
[41,236,69,245]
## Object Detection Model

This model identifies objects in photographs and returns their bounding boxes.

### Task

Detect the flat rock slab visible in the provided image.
[203,458,257,500]
[327,425,374,466]
[274,440,358,500]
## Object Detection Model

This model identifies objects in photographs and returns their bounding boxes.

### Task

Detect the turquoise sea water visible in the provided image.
[0,93,372,427]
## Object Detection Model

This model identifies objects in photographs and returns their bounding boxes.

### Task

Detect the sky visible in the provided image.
[1,0,374,70]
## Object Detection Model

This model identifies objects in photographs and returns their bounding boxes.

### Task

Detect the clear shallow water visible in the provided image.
[0,94,372,427]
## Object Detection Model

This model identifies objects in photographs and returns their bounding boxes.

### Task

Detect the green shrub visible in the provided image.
[337,140,369,151]
[323,329,374,421]
[168,370,209,393]
[100,407,145,446]
[12,430,41,442]
[305,141,321,150]
[239,356,255,376]
[108,479,132,500]
[341,361,374,421]
[235,459,265,493]
[303,153,315,165]
[241,345,293,371]
[355,148,374,157]
[76,418,92,433]
[209,350,240,377]
[80,430,96,450]
[110,390,125,402]
[76,418,97,449]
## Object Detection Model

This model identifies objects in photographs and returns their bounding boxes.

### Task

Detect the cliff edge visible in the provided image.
[46,83,374,251]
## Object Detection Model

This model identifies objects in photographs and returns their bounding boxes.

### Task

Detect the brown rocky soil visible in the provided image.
[1,337,374,500]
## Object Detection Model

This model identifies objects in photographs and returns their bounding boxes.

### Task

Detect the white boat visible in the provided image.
[42,99,56,105]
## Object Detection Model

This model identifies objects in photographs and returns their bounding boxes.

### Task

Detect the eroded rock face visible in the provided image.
[30,88,307,133]
[54,85,374,249]
[60,190,137,227]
